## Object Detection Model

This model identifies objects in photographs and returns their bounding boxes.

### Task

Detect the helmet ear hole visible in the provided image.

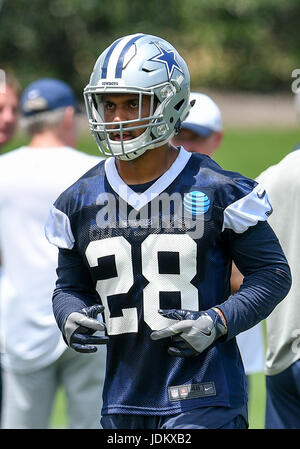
[174,99,185,111]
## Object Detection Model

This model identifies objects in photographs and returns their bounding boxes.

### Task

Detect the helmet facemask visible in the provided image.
[85,88,157,160]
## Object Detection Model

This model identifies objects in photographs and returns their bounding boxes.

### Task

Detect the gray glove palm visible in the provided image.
[64,304,108,353]
[151,308,227,357]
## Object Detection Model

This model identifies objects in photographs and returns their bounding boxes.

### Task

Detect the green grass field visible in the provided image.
[4,126,299,429]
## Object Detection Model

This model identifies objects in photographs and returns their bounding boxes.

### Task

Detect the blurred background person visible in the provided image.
[252,144,300,429]
[0,78,106,429]
[0,71,19,151]
[291,92,300,151]
[0,70,20,425]
[172,92,223,157]
[172,92,265,391]
[242,92,300,429]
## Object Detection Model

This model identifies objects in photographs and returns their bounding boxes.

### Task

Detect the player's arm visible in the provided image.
[216,180,291,339]
[151,221,290,357]
[45,203,109,353]
[152,181,291,357]
[216,220,291,340]
[52,247,109,353]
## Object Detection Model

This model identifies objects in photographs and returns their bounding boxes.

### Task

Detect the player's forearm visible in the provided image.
[52,288,98,335]
[52,247,100,333]
[219,220,292,339]
[217,265,291,340]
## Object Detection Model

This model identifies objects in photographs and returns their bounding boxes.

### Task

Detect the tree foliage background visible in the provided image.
[1,0,299,95]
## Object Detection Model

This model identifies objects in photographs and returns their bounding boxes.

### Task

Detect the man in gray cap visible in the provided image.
[171,92,223,157]
[0,78,105,429]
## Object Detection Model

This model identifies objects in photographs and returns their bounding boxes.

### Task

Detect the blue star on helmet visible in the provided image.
[149,44,183,80]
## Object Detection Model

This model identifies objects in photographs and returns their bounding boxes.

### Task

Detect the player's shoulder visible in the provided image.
[54,157,106,216]
[190,156,273,234]
[187,152,258,208]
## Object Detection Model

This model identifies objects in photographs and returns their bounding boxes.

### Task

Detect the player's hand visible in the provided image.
[64,304,109,353]
[150,308,227,357]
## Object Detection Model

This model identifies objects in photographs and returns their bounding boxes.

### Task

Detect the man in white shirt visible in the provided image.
[172,92,265,383]
[0,78,106,429]
[0,70,20,424]
[226,92,300,428]
[256,141,300,429]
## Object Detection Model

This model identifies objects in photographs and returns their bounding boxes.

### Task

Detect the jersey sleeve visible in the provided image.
[221,178,273,234]
[52,247,100,334]
[212,174,291,339]
[45,204,75,249]
[217,221,291,340]
[44,198,98,334]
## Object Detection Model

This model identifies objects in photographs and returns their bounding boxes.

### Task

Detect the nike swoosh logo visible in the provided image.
[200,329,212,336]
[257,189,266,199]
[265,209,273,217]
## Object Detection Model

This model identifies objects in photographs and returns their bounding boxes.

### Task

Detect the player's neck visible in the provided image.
[115,143,179,185]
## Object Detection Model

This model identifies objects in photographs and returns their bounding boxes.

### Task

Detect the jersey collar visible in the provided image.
[104,147,191,211]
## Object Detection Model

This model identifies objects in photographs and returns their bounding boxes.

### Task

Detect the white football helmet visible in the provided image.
[84,33,191,160]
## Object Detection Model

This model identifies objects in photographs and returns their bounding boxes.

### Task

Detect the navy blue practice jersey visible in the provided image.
[46,148,290,416]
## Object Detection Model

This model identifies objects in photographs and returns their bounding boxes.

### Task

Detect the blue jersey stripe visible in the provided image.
[101,38,123,79]
[115,34,144,78]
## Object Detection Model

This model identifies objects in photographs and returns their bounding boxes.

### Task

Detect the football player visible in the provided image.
[45,33,291,429]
